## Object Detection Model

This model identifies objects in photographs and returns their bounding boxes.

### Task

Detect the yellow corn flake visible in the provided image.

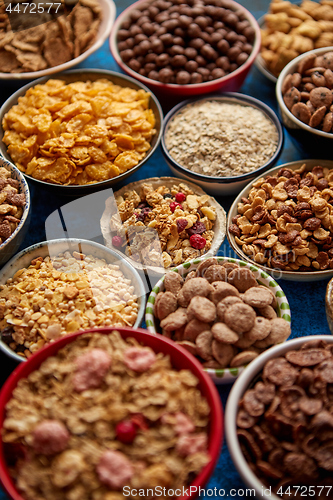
[2,79,156,186]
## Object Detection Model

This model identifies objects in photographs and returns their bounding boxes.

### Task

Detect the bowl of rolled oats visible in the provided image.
[0,0,116,79]
[225,335,333,499]
[0,238,146,362]
[0,326,223,500]
[0,69,163,194]
[146,255,291,384]
[0,157,30,267]
[100,176,227,275]
[227,159,333,281]
[276,46,333,145]
[161,94,283,196]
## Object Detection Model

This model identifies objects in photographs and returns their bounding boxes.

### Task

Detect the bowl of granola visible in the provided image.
[0,238,146,362]
[0,69,163,194]
[146,255,291,384]
[225,335,333,499]
[227,159,333,281]
[100,177,227,275]
[0,157,30,266]
[0,327,223,500]
[0,0,116,79]
[161,94,283,196]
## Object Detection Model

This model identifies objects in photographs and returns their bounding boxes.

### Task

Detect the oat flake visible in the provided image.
[165,101,279,178]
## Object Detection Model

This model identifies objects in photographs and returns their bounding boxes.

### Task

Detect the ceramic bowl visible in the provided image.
[253,15,277,83]
[0,69,163,195]
[227,159,333,282]
[0,238,146,363]
[145,255,291,384]
[109,0,261,98]
[100,176,227,276]
[225,335,333,500]
[325,277,333,334]
[0,0,116,80]
[0,157,30,266]
[161,93,283,196]
[0,326,223,500]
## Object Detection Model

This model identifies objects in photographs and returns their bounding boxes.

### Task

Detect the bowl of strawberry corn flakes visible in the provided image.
[0,326,223,500]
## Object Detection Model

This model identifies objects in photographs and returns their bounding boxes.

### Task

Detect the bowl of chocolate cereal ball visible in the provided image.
[0,0,116,80]
[0,158,30,266]
[225,335,333,499]
[0,326,223,500]
[227,159,333,281]
[161,93,283,195]
[276,47,333,146]
[146,255,291,384]
[109,0,261,97]
[0,239,146,362]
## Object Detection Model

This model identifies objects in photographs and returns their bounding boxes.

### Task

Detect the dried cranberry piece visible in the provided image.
[175,192,186,202]
[170,201,183,212]
[115,420,137,444]
[135,212,145,222]
[189,234,206,249]
[137,202,148,209]
[177,218,188,233]
[187,221,206,236]
[112,235,123,248]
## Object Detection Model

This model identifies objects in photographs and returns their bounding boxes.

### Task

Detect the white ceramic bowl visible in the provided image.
[254,15,277,83]
[225,335,333,499]
[0,0,116,80]
[0,157,30,266]
[0,238,146,363]
[227,159,333,282]
[101,176,227,276]
[276,47,333,146]
[161,93,283,196]
[145,255,291,384]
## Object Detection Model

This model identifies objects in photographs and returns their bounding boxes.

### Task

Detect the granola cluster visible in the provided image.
[2,331,211,500]
[229,164,333,272]
[0,251,138,358]
[0,166,26,245]
[110,182,216,268]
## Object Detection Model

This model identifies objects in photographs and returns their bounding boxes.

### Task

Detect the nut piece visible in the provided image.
[228,268,258,292]
[155,291,177,320]
[211,323,239,344]
[164,272,184,295]
[224,303,256,333]
[187,296,216,323]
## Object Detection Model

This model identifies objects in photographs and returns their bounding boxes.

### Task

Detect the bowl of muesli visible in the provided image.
[0,238,146,362]
[146,255,291,384]
[161,93,283,196]
[0,326,223,500]
[100,176,227,275]
[225,335,333,499]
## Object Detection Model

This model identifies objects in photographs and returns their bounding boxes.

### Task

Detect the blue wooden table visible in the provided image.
[0,0,331,498]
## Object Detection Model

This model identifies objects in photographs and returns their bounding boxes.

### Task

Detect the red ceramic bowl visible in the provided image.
[109,0,261,98]
[0,326,223,500]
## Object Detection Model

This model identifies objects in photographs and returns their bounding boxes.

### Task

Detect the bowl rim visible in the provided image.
[109,0,261,91]
[0,157,30,252]
[253,14,278,83]
[0,0,116,81]
[145,254,291,384]
[0,325,224,500]
[161,92,284,184]
[0,68,163,190]
[225,334,333,500]
[227,158,333,280]
[0,238,147,363]
[276,46,333,140]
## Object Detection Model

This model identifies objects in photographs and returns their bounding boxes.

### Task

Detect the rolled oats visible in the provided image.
[2,331,211,499]
[165,100,279,177]
[0,252,139,358]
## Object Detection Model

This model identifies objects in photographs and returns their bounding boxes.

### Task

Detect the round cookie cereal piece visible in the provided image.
[309,87,333,108]
[228,268,257,293]
[298,53,316,75]
[244,317,272,342]
[243,287,273,308]
[203,265,228,283]
[221,262,240,275]
[234,335,255,349]
[230,350,258,367]
[176,340,197,356]
[187,296,216,323]
[203,359,223,369]
[309,105,327,128]
[323,51,333,70]
[323,112,333,132]
[256,285,277,309]
[211,322,239,344]
[283,86,301,110]
[180,277,213,307]
[216,296,242,322]
[160,307,188,331]
[291,102,311,124]
[209,281,240,304]
[195,257,218,277]
[224,302,256,334]
[196,330,213,361]
[183,319,212,342]
[211,340,235,368]
[185,270,196,282]
[256,305,277,320]
[255,317,291,348]
[155,291,177,320]
[164,272,184,295]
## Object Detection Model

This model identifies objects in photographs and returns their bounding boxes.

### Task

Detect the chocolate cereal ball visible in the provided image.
[117,0,255,85]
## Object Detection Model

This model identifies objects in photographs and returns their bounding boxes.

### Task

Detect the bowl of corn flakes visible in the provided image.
[100,177,227,275]
[0,0,116,80]
[0,327,223,500]
[0,238,147,362]
[0,157,30,266]
[0,69,163,194]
